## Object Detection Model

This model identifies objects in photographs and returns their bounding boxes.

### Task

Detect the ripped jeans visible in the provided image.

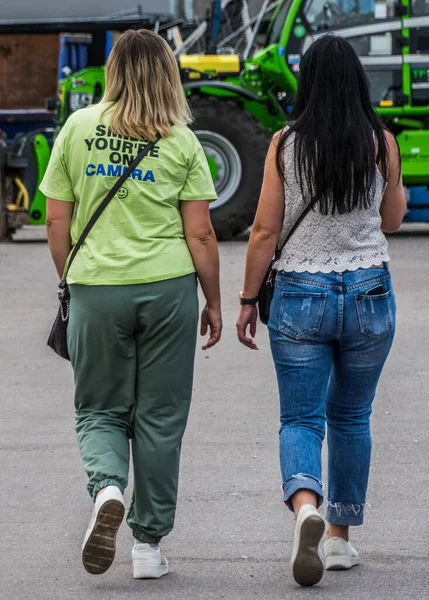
[268,266,395,526]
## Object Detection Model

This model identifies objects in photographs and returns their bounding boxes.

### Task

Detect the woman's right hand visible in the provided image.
[200,305,222,350]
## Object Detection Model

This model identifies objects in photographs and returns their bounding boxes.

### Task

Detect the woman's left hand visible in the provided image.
[236,305,259,350]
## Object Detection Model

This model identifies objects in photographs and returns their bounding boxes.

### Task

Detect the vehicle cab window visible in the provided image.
[284,0,407,107]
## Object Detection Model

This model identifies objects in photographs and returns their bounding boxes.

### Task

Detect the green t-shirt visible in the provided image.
[40,102,217,285]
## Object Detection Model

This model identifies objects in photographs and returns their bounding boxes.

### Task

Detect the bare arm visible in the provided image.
[46,198,74,279]
[237,135,285,349]
[242,137,284,298]
[181,200,222,349]
[380,131,407,233]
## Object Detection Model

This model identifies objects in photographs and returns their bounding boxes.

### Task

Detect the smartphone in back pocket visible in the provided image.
[365,284,384,296]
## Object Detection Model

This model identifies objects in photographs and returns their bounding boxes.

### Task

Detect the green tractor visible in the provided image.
[2,0,429,239]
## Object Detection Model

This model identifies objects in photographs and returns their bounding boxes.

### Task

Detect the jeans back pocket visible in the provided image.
[278,292,327,340]
[354,290,395,340]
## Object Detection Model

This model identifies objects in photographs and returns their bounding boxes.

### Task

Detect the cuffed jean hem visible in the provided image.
[90,478,126,501]
[283,473,324,512]
[326,501,366,526]
[130,524,162,545]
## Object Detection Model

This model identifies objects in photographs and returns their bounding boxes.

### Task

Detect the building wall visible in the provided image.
[0,0,178,109]
[0,35,59,109]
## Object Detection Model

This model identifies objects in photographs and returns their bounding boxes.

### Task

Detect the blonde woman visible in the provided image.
[40,30,222,578]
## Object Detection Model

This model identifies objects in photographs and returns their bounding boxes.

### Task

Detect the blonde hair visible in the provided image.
[102,29,192,140]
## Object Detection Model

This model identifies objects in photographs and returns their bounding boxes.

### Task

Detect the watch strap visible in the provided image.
[240,292,259,306]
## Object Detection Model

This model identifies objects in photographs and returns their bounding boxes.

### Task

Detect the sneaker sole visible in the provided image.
[292,514,325,587]
[82,499,125,575]
[326,555,359,570]
[133,563,169,579]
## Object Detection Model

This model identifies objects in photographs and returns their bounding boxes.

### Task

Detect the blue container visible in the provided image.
[403,186,429,222]
[0,110,56,144]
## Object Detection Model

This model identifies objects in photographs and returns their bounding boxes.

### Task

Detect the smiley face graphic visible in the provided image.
[117,186,129,199]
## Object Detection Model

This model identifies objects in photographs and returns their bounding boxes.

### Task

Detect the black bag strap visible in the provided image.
[274,196,319,260]
[63,135,160,281]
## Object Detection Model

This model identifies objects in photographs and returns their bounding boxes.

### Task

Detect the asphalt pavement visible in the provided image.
[1,225,428,600]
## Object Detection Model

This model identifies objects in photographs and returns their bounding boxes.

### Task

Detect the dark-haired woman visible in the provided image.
[236,35,406,587]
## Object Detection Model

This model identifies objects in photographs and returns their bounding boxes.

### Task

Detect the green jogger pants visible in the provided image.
[67,274,198,544]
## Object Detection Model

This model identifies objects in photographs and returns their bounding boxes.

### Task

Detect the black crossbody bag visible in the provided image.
[258,196,319,325]
[47,137,159,360]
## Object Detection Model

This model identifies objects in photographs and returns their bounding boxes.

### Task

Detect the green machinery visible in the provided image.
[2,0,429,239]
[184,0,429,237]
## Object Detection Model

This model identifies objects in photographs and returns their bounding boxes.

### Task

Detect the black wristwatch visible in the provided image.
[239,291,259,306]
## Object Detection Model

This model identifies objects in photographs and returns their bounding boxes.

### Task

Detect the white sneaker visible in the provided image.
[325,537,359,570]
[82,485,125,575]
[291,504,325,586]
[132,542,169,579]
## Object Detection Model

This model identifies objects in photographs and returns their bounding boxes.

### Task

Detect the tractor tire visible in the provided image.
[190,96,270,240]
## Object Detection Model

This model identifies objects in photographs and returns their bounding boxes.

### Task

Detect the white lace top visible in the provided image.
[274,132,390,274]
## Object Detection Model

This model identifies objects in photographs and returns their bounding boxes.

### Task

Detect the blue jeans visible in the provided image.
[268,266,395,526]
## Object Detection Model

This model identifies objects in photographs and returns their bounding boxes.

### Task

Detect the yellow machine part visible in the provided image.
[6,177,30,212]
[179,54,242,78]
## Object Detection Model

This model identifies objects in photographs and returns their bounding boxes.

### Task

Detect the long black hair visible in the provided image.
[276,35,390,215]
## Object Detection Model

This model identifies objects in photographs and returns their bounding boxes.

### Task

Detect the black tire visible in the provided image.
[190,95,270,240]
